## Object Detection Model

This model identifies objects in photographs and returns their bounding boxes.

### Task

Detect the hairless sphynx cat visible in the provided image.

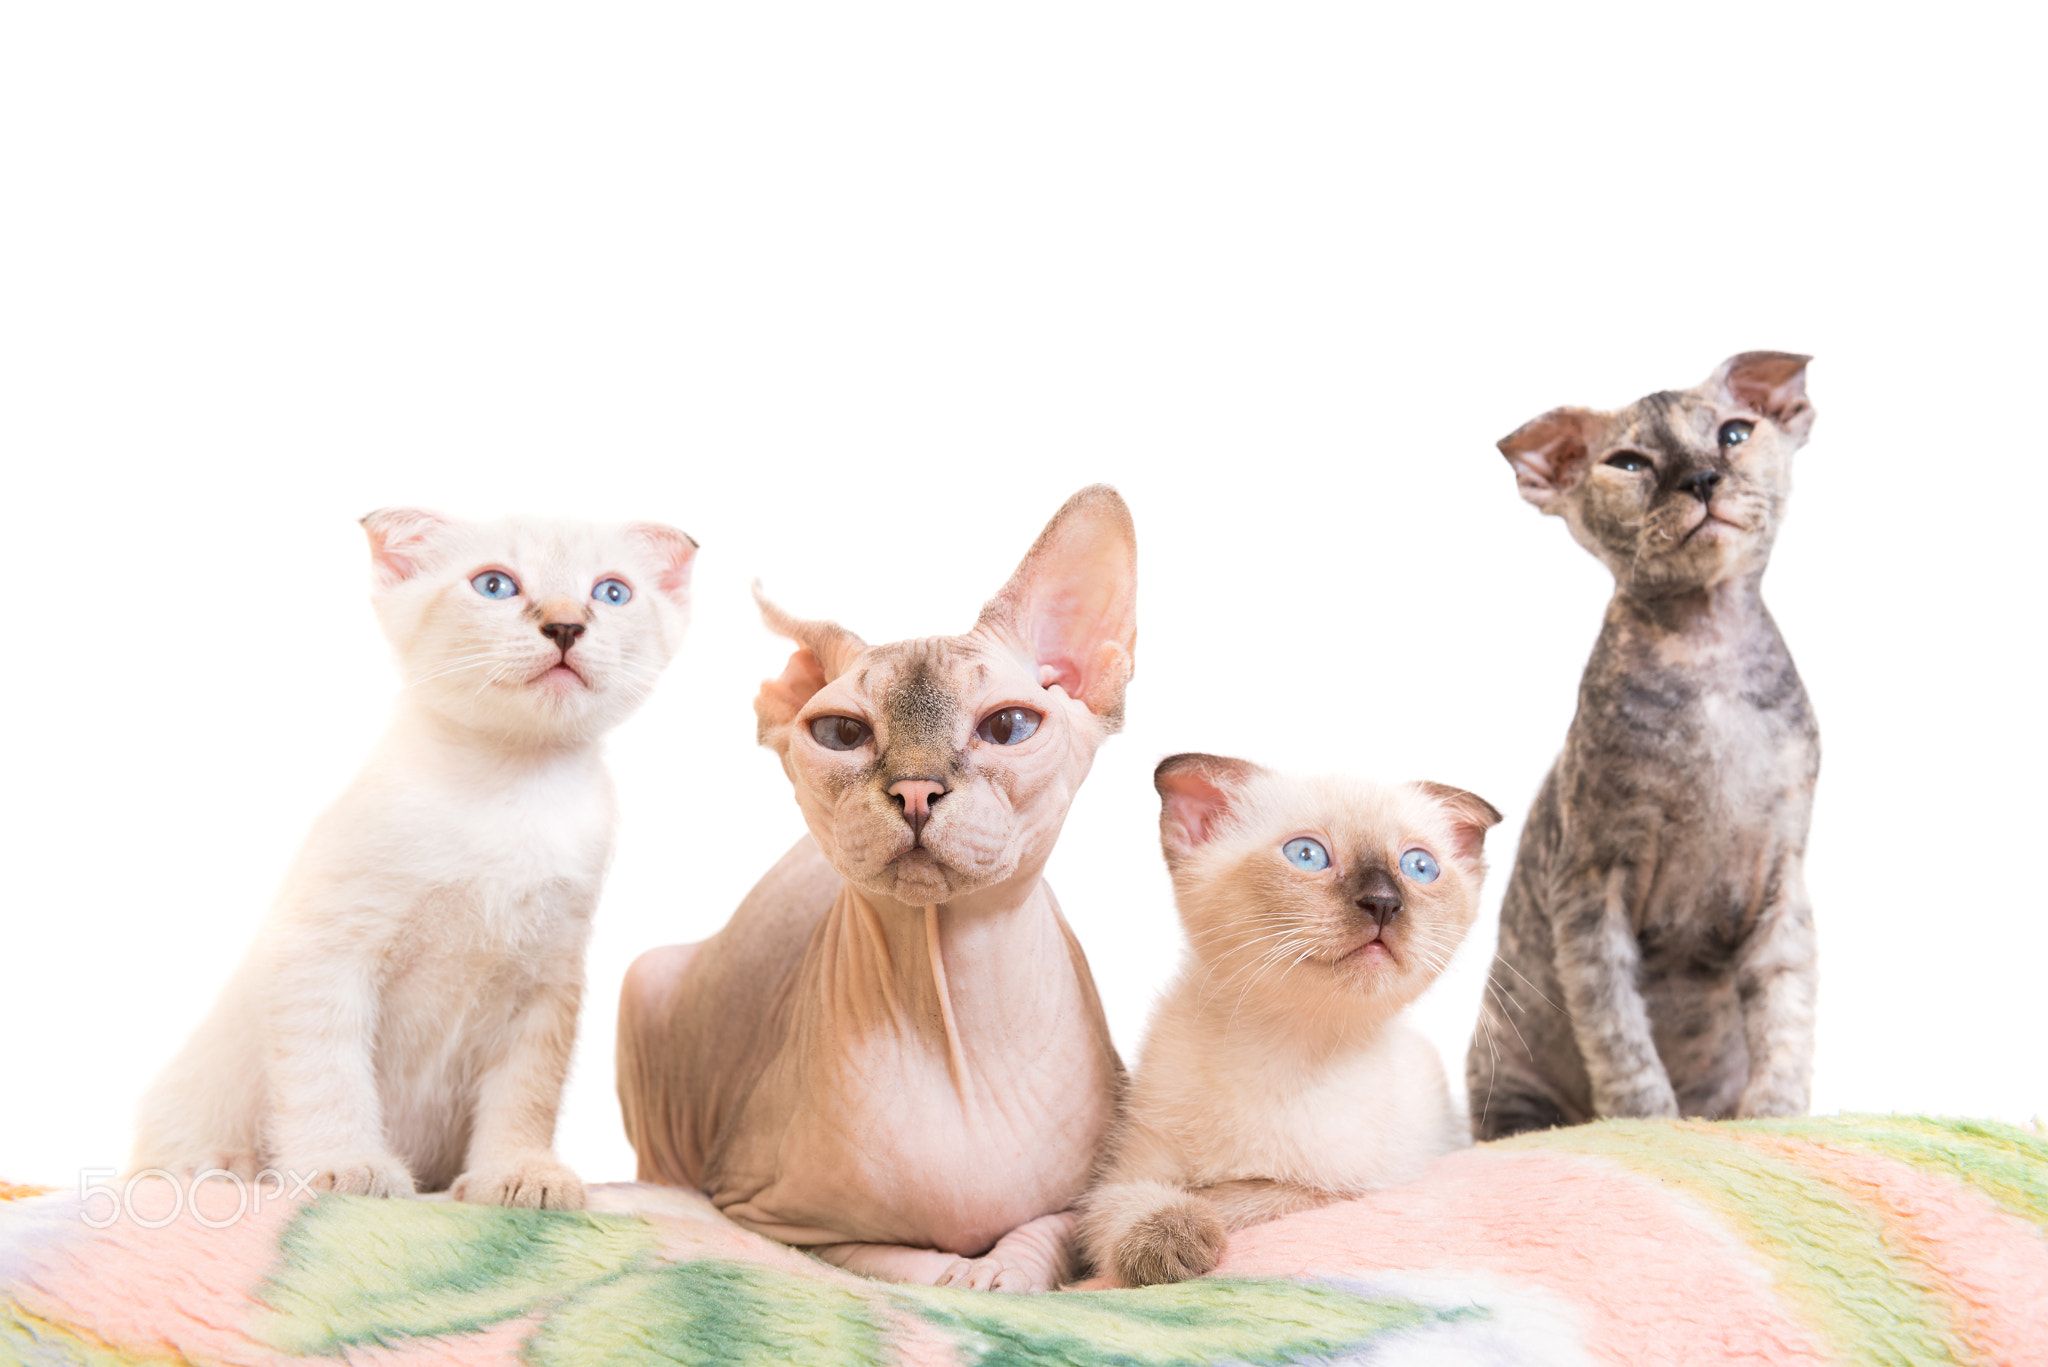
[617,486,1135,1291]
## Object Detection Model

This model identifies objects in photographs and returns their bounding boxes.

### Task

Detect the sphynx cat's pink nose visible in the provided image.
[888,779,948,841]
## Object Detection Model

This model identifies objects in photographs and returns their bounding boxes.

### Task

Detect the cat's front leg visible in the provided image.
[264,957,415,1198]
[1550,865,1680,1119]
[1733,861,1817,1118]
[450,971,586,1211]
[939,1211,1080,1292]
[1078,1179,1227,1287]
[815,1212,1080,1292]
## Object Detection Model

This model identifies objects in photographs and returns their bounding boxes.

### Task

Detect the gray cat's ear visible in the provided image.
[1412,781,1503,865]
[752,583,868,741]
[628,522,699,603]
[1498,408,1604,511]
[975,484,1138,728]
[1707,352,1815,444]
[360,508,454,587]
[1156,753,1263,857]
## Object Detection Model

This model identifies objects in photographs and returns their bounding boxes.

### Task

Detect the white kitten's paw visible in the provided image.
[129,1151,263,1182]
[452,1153,585,1211]
[287,1153,415,1199]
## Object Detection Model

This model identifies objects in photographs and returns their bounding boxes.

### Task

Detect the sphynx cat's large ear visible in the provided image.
[360,508,454,588]
[975,484,1138,728]
[1411,781,1503,866]
[1708,352,1815,444]
[1156,753,1264,858]
[752,583,869,740]
[1498,408,1603,512]
[628,522,699,604]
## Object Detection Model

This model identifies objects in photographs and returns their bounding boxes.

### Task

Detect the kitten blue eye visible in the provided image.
[1282,838,1329,872]
[1399,848,1441,883]
[1604,452,1651,473]
[1718,420,1754,447]
[976,707,1042,745]
[471,570,520,599]
[593,578,632,606]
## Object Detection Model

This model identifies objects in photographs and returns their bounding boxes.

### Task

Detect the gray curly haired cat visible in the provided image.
[1467,352,1820,1140]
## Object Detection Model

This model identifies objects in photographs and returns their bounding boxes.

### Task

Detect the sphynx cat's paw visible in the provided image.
[815,1213,1079,1293]
[286,1151,416,1199]
[452,1152,586,1210]
[935,1211,1079,1293]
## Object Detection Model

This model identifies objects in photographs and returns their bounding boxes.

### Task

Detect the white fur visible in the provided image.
[1081,763,1496,1284]
[129,511,693,1209]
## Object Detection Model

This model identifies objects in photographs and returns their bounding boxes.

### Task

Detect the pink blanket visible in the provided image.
[5,1115,2045,1365]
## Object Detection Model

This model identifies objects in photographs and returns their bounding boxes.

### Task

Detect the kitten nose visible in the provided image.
[541,621,586,653]
[1355,868,1403,930]
[1679,469,1724,504]
[887,778,948,840]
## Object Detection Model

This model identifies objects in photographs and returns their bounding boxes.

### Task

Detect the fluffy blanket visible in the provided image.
[4,1116,2044,1366]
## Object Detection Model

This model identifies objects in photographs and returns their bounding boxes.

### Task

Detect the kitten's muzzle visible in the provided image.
[1678,469,1724,505]
[541,621,586,653]
[887,777,948,842]
[1352,867,1403,930]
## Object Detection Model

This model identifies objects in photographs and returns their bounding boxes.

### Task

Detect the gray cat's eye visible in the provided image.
[1718,420,1754,447]
[809,716,871,751]
[1603,452,1651,473]
[976,707,1042,746]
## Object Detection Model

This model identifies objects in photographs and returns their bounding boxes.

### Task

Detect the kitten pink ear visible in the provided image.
[1412,781,1503,865]
[1707,351,1815,444]
[752,583,869,741]
[1155,753,1263,858]
[1499,408,1604,511]
[360,508,453,587]
[974,484,1138,728]
[629,522,698,603]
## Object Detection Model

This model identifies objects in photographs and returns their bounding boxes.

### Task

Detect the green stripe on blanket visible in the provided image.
[1731,1114,2048,1231]
[1505,1118,1967,1366]
[261,1196,662,1353]
[258,1196,1450,1367]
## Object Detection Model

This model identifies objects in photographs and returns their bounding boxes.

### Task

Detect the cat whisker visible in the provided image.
[1483,979,1535,1061]
[1496,958,1567,1017]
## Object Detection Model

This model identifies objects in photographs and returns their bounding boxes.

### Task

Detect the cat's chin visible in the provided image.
[875,849,965,906]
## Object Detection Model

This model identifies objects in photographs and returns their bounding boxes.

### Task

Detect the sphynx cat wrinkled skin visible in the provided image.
[617,487,1135,1292]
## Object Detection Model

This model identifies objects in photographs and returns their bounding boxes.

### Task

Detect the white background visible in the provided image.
[2,5,2042,1188]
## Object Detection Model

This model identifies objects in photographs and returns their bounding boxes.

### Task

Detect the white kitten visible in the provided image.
[1080,753,1500,1284]
[129,509,694,1209]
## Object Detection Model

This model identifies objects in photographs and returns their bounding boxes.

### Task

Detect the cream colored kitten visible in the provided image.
[1080,753,1500,1285]
[129,509,694,1209]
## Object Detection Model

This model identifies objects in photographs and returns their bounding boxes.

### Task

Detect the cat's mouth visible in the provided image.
[1680,511,1744,545]
[1333,932,1397,970]
[533,660,588,689]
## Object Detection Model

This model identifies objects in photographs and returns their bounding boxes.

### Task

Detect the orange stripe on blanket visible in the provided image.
[1215,1147,1826,1366]
[1731,1131,2048,1367]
